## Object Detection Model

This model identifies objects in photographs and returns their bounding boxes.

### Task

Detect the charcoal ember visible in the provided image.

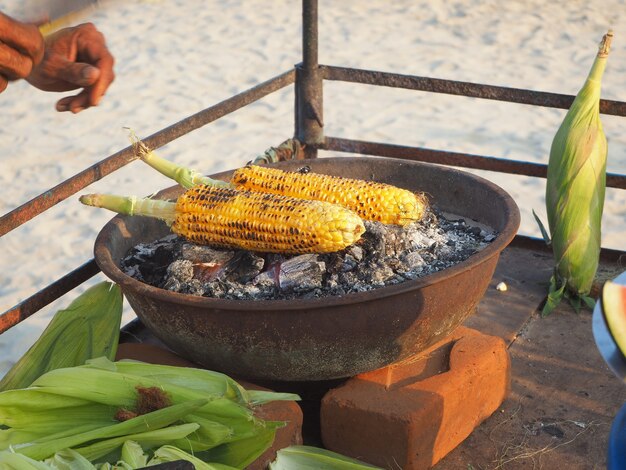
[167,259,194,282]
[138,245,176,284]
[185,279,205,296]
[360,221,387,255]
[193,262,223,282]
[204,281,226,298]
[402,252,426,270]
[222,251,265,283]
[121,207,499,300]
[360,263,396,286]
[182,244,234,264]
[341,254,360,272]
[279,254,326,292]
[347,245,364,262]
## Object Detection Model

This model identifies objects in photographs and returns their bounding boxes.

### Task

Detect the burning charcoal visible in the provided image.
[279,254,325,292]
[163,277,182,292]
[204,282,226,298]
[182,244,234,264]
[121,200,498,301]
[222,251,265,283]
[167,259,194,282]
[363,264,396,286]
[341,254,359,272]
[186,279,205,296]
[135,244,176,285]
[347,245,364,262]
[402,252,426,270]
[361,221,387,254]
[253,271,276,288]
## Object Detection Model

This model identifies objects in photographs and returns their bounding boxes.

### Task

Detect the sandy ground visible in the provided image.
[0,0,625,376]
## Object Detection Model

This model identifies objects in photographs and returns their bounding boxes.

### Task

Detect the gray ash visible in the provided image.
[120,210,497,300]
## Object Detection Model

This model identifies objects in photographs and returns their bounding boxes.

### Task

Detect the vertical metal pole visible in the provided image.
[295,0,323,159]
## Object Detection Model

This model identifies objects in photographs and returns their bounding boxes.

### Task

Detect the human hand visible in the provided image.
[27,22,115,113]
[0,13,45,93]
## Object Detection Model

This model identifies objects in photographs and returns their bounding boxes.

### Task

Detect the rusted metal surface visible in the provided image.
[295,0,323,159]
[251,138,306,164]
[0,260,100,335]
[93,157,520,381]
[322,65,626,116]
[323,136,626,189]
[0,70,295,238]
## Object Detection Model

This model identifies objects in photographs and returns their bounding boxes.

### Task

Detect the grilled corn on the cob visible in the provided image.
[231,164,428,226]
[80,186,365,254]
[129,134,427,226]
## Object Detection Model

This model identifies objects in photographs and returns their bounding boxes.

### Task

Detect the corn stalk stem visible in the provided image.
[79,194,177,224]
[128,130,232,190]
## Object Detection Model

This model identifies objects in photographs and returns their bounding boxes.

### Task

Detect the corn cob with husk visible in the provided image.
[80,185,365,254]
[0,357,298,465]
[130,134,428,226]
[0,282,123,392]
[535,30,612,316]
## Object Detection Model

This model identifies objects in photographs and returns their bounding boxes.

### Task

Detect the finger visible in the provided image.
[56,90,90,113]
[0,75,8,93]
[88,54,114,106]
[47,56,102,88]
[75,25,115,106]
[0,42,34,79]
[0,13,44,65]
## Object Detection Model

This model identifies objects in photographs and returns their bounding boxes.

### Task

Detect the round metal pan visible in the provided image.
[94,157,520,381]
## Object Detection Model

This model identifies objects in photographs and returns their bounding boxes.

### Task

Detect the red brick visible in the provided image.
[320,327,510,469]
[115,342,303,470]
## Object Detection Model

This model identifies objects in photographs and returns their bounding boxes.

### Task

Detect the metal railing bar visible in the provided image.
[323,136,626,189]
[0,259,100,335]
[322,65,626,116]
[0,70,295,238]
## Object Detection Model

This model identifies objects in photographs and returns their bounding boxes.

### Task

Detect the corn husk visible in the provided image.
[13,400,206,460]
[269,446,383,469]
[149,445,238,470]
[537,30,612,316]
[0,282,123,392]
[0,357,299,466]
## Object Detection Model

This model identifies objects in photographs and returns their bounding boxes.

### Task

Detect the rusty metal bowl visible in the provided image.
[94,157,519,381]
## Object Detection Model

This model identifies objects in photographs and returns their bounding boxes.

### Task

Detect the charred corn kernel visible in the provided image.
[231,165,428,226]
[80,186,365,254]
[538,30,612,316]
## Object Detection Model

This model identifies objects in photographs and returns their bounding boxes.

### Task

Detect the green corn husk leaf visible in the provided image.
[148,445,238,470]
[197,420,283,469]
[1,424,110,450]
[0,282,123,392]
[0,390,90,411]
[74,423,199,461]
[0,403,116,439]
[174,414,233,452]
[44,448,97,470]
[544,30,612,311]
[119,440,147,468]
[246,390,301,406]
[31,361,255,423]
[269,445,383,470]
[0,450,52,470]
[12,399,206,460]
[108,360,249,404]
